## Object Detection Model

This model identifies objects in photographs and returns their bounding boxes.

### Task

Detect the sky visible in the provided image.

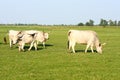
[0,0,120,25]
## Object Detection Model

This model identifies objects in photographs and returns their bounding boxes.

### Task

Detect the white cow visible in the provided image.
[36,31,49,48]
[17,33,37,51]
[8,30,22,48]
[68,30,105,53]
[6,30,49,50]
[23,30,49,48]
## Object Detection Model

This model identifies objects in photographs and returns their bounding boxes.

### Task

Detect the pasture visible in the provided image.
[0,26,120,80]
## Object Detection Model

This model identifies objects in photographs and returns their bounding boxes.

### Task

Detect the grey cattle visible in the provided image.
[23,30,49,48]
[68,30,105,53]
[17,33,37,51]
[8,30,22,48]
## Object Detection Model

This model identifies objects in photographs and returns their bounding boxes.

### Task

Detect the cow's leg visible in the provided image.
[42,42,45,48]
[37,41,39,45]
[28,42,34,51]
[71,42,76,53]
[68,41,71,51]
[21,43,25,51]
[90,45,94,53]
[9,39,12,48]
[34,42,37,50]
[18,46,21,51]
[68,41,73,52]
[85,44,90,53]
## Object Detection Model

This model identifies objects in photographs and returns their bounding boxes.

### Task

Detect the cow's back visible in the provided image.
[9,30,18,36]
[21,34,36,44]
[68,30,98,44]
[9,30,20,40]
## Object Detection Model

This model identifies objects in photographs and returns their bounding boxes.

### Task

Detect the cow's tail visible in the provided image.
[68,30,71,37]
[3,33,8,44]
[67,30,71,49]
[4,37,7,44]
[67,40,69,49]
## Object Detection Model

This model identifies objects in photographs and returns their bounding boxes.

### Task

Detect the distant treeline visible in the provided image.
[0,24,40,26]
[78,19,120,27]
[0,19,120,27]
[0,24,71,26]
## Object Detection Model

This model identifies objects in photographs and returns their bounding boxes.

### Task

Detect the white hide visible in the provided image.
[18,33,37,51]
[8,30,22,48]
[68,30,103,53]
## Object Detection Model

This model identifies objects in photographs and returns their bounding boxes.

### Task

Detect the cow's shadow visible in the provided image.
[75,50,97,53]
[0,42,7,45]
[26,44,53,51]
[37,44,53,47]
[37,44,53,50]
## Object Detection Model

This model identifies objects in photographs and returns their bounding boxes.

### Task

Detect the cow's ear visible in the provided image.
[17,31,22,35]
[18,34,23,39]
[30,33,36,37]
[17,37,22,42]
[99,43,101,47]
[18,38,22,41]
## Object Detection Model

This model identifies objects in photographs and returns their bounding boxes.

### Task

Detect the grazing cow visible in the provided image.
[36,31,49,48]
[8,30,22,48]
[5,30,49,49]
[17,33,37,51]
[23,30,49,48]
[68,30,105,53]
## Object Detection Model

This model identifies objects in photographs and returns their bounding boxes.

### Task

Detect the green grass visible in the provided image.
[0,26,120,80]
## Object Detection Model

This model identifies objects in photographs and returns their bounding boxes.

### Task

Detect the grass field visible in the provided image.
[0,26,120,80]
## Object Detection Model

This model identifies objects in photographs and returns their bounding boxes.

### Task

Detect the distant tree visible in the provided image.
[99,19,108,27]
[118,21,120,26]
[109,20,117,26]
[109,20,114,26]
[78,22,84,26]
[85,22,90,26]
[89,19,94,26]
[114,20,117,26]
[85,19,94,26]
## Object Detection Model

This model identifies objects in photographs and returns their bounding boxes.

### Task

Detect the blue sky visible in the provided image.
[0,0,119,25]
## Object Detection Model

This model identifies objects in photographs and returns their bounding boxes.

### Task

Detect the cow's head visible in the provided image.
[12,31,22,44]
[96,43,106,54]
[44,33,49,40]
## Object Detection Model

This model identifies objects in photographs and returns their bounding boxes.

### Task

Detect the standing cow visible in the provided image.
[17,33,37,51]
[8,30,22,48]
[35,31,49,48]
[23,30,49,48]
[17,30,49,51]
[68,30,105,53]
